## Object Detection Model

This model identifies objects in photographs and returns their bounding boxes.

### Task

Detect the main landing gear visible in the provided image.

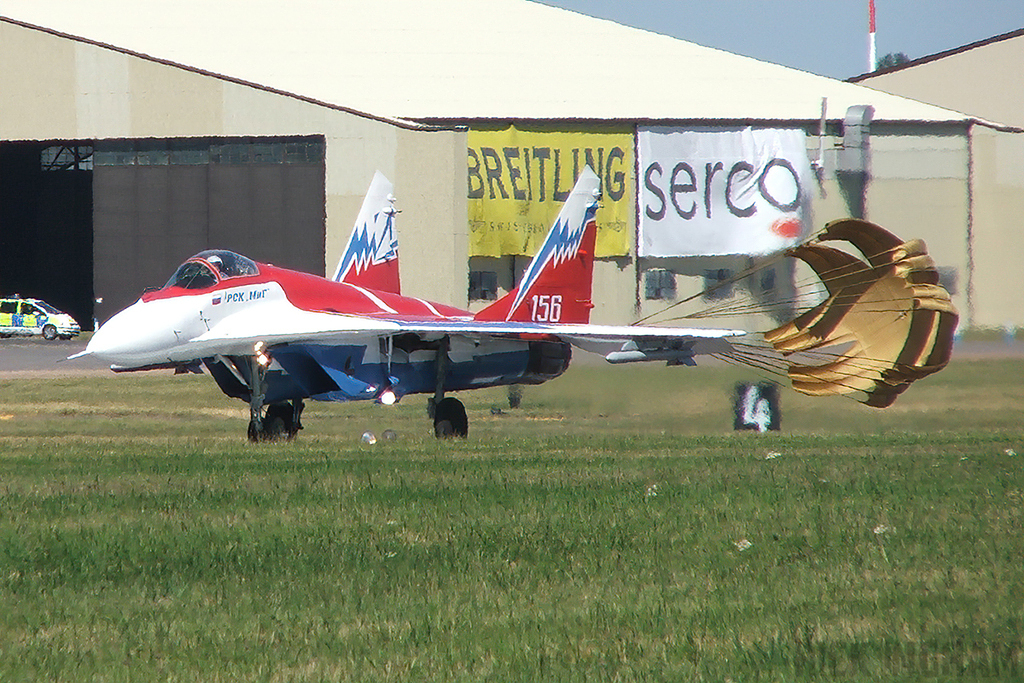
[431,396,468,438]
[239,336,467,442]
[246,353,303,442]
[429,335,467,438]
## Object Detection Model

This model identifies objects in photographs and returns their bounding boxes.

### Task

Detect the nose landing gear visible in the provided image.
[247,399,305,442]
[249,400,304,441]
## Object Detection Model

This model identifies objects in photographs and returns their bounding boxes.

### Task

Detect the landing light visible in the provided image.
[254,341,272,368]
[378,388,398,406]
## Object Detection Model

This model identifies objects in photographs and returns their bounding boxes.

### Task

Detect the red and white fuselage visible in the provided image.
[85,260,471,369]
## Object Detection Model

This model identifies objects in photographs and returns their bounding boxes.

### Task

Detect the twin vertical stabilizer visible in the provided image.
[333,166,603,324]
[332,171,401,294]
[474,166,602,325]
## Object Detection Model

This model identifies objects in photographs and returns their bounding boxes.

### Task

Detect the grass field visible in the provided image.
[0,355,1022,681]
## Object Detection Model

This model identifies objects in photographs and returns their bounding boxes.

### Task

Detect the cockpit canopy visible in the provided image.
[163,250,260,290]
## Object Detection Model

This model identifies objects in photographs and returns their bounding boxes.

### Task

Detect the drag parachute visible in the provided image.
[748,219,957,407]
[644,218,959,407]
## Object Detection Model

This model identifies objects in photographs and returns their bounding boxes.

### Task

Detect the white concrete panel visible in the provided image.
[75,42,130,137]
[871,134,968,180]
[323,132,399,197]
[127,58,223,136]
[0,21,76,138]
[856,32,1024,130]
[996,133,1024,188]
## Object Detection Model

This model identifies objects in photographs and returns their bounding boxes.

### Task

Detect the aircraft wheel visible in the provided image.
[508,385,523,409]
[247,420,260,443]
[247,403,296,442]
[433,397,468,438]
[262,403,295,440]
[42,324,58,341]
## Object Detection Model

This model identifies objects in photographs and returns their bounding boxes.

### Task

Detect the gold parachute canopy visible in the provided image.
[761,218,958,407]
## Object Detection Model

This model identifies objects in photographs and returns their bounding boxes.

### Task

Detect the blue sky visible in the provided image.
[532,0,1024,79]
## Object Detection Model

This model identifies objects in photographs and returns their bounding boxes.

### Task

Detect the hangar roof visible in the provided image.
[0,0,983,125]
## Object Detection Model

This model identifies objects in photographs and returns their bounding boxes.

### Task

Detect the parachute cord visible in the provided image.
[631,249,796,326]
[722,340,920,390]
[712,351,793,383]
[649,288,917,324]
[632,228,924,328]
[718,345,880,405]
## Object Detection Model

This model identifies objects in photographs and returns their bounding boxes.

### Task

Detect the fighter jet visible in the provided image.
[73,167,742,439]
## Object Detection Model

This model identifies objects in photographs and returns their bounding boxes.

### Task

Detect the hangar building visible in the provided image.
[0,0,1020,332]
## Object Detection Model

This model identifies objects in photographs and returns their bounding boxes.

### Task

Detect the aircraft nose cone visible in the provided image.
[86,301,179,367]
[85,317,127,360]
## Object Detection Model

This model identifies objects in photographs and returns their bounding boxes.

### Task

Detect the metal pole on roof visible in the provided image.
[868,0,877,71]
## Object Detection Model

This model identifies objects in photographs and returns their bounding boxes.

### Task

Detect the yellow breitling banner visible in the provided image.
[467,127,633,257]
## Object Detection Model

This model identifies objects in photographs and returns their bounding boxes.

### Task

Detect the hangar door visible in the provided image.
[93,136,325,323]
[0,143,93,328]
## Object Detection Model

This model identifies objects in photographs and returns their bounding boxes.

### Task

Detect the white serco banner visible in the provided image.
[638,127,812,257]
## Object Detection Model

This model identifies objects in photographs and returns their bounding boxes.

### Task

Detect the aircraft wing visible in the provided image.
[181,300,741,367]
[539,323,743,364]
[193,306,744,366]
[370,318,746,365]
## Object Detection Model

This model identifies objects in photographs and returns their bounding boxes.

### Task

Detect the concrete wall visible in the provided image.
[626,123,977,333]
[866,127,971,324]
[970,126,1024,329]
[0,21,467,306]
[461,121,989,332]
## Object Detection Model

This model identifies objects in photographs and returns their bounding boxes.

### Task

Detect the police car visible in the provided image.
[0,296,81,340]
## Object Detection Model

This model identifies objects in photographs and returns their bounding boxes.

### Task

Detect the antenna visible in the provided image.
[868,0,877,71]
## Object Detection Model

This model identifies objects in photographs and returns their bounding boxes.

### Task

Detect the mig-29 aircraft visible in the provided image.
[73,166,958,440]
[74,167,742,439]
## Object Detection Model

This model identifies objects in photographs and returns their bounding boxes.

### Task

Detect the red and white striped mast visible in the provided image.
[868,0,877,71]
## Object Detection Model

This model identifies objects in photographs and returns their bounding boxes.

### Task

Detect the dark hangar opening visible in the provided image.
[0,142,95,329]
